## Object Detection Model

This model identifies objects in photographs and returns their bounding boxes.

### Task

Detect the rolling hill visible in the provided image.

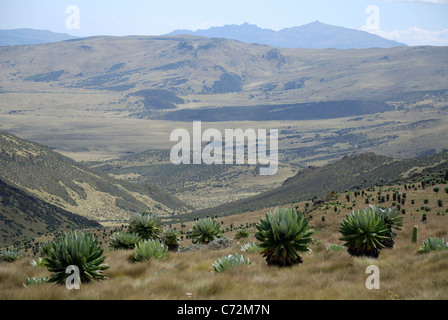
[168,21,407,49]
[1,35,447,161]
[0,35,446,108]
[0,131,191,230]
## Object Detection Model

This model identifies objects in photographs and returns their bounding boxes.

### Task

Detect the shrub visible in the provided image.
[255,207,313,267]
[235,228,251,240]
[23,277,49,287]
[339,208,389,258]
[212,254,251,273]
[207,238,233,250]
[418,237,448,254]
[134,240,168,262]
[181,243,206,252]
[40,242,53,257]
[372,206,403,249]
[109,232,142,250]
[162,229,181,251]
[44,231,109,284]
[190,218,222,245]
[128,212,163,240]
[0,250,24,263]
[240,242,262,253]
[30,257,47,267]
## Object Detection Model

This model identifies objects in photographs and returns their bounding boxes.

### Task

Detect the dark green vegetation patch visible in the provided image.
[156,100,394,122]
[24,70,65,82]
[130,89,185,110]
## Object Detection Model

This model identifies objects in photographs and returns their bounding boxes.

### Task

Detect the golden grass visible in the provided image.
[1,232,447,300]
[1,184,447,300]
[1,242,447,300]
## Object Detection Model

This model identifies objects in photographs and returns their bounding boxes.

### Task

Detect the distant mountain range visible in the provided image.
[0,22,409,49]
[168,21,407,49]
[0,28,78,46]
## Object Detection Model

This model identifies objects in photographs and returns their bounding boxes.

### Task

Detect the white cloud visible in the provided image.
[362,26,448,46]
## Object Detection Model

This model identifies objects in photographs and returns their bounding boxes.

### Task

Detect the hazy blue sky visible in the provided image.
[1,0,447,45]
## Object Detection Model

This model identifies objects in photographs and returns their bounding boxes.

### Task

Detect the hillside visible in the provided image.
[168,21,406,49]
[0,36,446,106]
[87,150,297,209]
[0,29,78,46]
[0,178,101,246]
[175,151,448,221]
[0,131,191,228]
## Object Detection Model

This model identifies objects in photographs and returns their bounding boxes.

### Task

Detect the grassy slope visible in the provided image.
[0,178,101,246]
[0,131,191,226]
[178,151,448,221]
[1,181,447,300]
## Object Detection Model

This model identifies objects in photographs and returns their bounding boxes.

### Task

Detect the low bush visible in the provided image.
[134,240,168,262]
[213,254,251,273]
[418,237,448,254]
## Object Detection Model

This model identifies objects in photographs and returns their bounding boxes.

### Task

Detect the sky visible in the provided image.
[0,0,447,46]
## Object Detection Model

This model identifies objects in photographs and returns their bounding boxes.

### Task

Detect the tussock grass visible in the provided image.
[1,236,447,300]
[1,184,447,300]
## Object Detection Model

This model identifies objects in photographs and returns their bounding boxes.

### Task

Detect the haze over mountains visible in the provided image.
[0,21,407,49]
[168,21,407,49]
[0,29,78,46]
